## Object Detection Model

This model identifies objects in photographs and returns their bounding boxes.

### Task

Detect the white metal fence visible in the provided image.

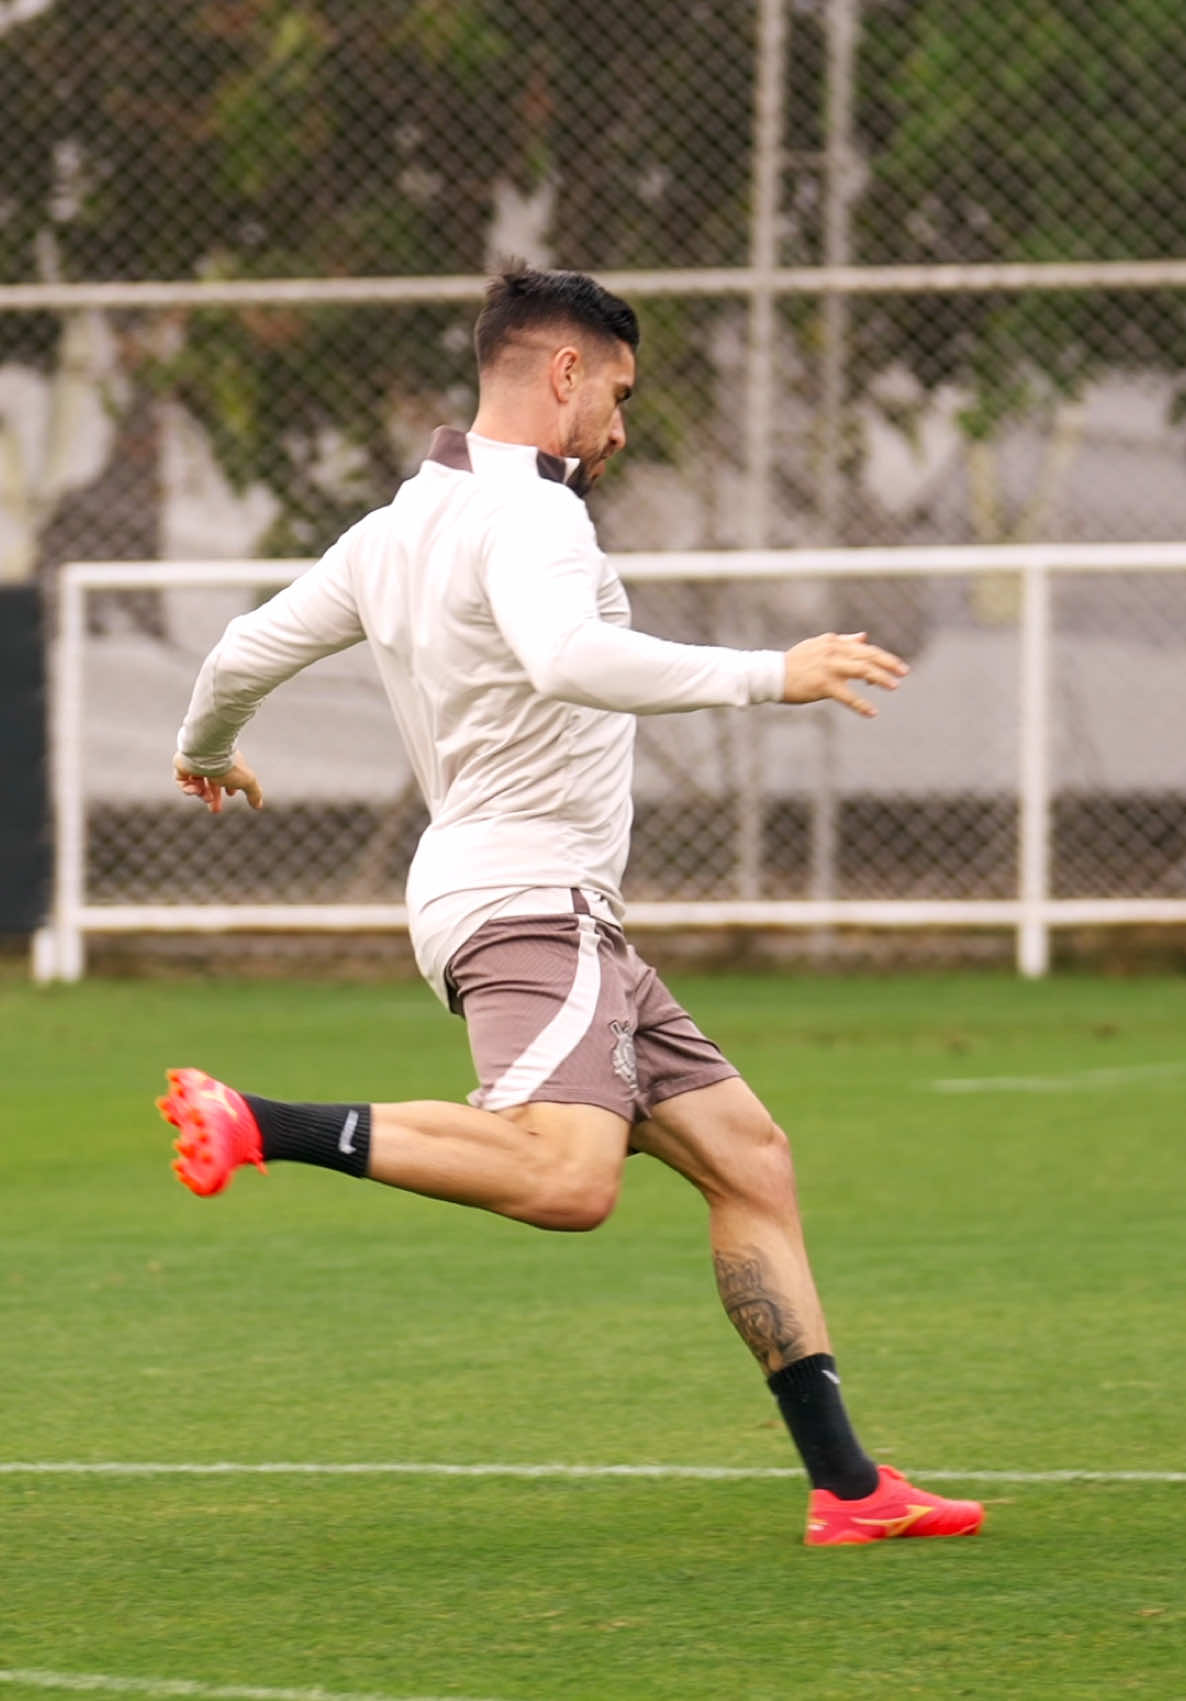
[37,543,1186,983]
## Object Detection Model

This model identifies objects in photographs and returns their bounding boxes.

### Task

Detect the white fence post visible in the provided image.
[1017,558,1052,977]
[732,0,790,900]
[45,567,87,982]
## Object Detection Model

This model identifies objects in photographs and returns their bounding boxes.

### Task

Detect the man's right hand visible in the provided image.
[782,632,909,718]
[173,751,264,814]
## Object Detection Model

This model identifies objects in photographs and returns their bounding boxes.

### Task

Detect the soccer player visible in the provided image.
[159,264,982,1547]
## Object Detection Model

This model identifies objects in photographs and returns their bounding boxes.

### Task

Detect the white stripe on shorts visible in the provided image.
[481,913,602,1110]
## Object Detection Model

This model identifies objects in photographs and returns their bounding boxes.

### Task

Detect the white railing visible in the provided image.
[36,542,1186,982]
[8,256,1186,312]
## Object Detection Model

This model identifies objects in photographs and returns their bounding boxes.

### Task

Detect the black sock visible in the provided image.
[767,1353,879,1499]
[242,1094,372,1179]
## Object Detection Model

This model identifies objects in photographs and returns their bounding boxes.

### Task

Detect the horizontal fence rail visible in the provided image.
[56,543,1186,589]
[7,258,1186,313]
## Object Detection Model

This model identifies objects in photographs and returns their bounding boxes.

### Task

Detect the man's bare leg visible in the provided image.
[367,1098,629,1230]
[161,1064,983,1540]
[631,1075,878,1497]
[160,1068,629,1232]
[633,1075,984,1541]
[632,1077,829,1370]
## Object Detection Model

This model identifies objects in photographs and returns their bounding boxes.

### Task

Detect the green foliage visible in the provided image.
[394,0,510,82]
[0,0,757,548]
[3,0,1185,543]
[209,6,333,204]
[858,0,1186,420]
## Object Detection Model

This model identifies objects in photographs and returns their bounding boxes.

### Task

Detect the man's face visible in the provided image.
[563,341,635,495]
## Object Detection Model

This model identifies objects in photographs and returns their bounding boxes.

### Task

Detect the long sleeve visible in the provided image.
[482,495,785,715]
[176,534,365,775]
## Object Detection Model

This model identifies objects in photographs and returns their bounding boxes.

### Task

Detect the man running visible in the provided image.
[159,263,982,1547]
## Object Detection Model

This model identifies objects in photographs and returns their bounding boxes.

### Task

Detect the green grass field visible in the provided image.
[2,970,1184,1701]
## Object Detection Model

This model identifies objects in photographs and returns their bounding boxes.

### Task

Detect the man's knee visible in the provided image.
[527,1156,621,1231]
[714,1107,798,1209]
[497,1102,627,1232]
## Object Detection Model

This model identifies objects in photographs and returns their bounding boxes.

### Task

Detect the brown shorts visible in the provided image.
[444,906,738,1125]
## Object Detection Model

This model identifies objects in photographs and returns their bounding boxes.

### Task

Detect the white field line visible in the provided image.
[0,1673,501,1701]
[930,1060,1186,1094]
[0,1461,1183,1484]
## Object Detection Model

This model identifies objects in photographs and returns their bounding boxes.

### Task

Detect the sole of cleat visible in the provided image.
[157,1067,266,1197]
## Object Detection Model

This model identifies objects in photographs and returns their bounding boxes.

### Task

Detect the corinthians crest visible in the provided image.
[609,1020,639,1092]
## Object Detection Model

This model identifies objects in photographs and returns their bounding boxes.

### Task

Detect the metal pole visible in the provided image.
[1018,561,1052,976]
[820,0,859,541]
[810,0,860,913]
[745,0,786,550]
[734,0,789,900]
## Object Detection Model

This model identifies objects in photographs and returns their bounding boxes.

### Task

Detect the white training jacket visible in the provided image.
[177,428,786,1002]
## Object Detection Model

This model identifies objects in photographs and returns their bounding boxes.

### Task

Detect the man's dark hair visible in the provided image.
[474,262,640,371]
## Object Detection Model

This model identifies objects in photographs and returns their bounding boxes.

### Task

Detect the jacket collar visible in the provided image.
[425,426,579,487]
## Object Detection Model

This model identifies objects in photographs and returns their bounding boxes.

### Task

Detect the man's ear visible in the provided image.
[550,344,582,401]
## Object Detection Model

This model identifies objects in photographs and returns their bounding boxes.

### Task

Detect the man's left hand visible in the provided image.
[172,751,264,814]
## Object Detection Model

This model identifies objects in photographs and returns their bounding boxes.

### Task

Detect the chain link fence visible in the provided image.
[4,0,1185,964]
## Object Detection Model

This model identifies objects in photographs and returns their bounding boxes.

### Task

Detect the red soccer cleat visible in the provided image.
[156,1067,267,1197]
[806,1465,984,1547]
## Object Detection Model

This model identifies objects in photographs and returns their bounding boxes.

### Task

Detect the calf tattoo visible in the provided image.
[713,1245,805,1373]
